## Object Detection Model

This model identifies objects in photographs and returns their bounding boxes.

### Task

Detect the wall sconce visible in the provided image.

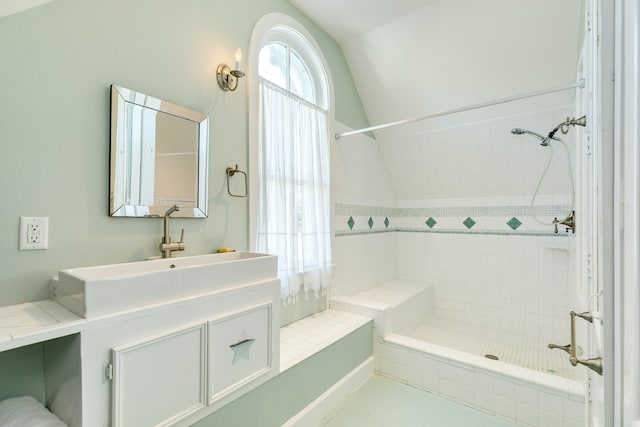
[217,49,245,91]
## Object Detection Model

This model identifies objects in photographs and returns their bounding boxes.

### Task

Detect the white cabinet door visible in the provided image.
[208,302,273,403]
[112,323,207,427]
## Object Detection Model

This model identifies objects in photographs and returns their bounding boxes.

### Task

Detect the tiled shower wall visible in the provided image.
[331,107,577,344]
[331,122,398,297]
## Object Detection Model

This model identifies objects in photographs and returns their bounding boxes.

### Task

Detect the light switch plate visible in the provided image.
[19,216,49,250]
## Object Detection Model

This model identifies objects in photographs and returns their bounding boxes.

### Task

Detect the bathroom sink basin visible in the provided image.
[52,252,278,319]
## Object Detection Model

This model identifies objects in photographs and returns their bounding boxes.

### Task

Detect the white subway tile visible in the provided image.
[456,383,476,405]
[539,410,564,427]
[562,418,583,427]
[439,377,456,398]
[407,367,422,387]
[494,396,516,421]
[539,391,564,416]
[475,389,495,413]
[455,365,475,386]
[516,403,540,427]
[516,384,540,408]
[494,378,516,399]
[438,361,457,381]
[422,372,439,392]
[563,398,585,423]
[474,371,495,393]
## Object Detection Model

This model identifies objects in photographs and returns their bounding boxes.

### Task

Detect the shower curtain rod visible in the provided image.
[335,79,585,140]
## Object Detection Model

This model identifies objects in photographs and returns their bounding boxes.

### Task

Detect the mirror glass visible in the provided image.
[110,85,209,217]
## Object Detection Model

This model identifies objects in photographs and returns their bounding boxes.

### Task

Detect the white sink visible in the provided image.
[52,252,278,319]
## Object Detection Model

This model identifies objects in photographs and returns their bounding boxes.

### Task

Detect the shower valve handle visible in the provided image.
[547,343,572,355]
[570,356,603,375]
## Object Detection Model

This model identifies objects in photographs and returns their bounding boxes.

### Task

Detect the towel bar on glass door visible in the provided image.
[548,310,603,375]
[225,165,247,198]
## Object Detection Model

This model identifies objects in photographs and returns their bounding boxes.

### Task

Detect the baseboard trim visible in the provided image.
[282,356,374,427]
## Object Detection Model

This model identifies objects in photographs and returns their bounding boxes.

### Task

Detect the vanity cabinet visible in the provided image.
[112,323,207,427]
[0,253,280,426]
[80,279,280,427]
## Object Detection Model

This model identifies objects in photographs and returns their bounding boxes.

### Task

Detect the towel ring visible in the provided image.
[225,165,247,198]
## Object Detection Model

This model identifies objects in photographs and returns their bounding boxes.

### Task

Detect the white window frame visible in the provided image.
[248,13,335,252]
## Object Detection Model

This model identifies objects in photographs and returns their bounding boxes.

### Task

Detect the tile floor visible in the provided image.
[406,317,576,380]
[319,375,518,427]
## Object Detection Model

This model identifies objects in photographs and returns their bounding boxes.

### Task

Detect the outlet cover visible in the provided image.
[19,217,48,250]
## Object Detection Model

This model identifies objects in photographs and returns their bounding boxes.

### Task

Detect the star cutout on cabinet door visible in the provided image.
[229,331,256,364]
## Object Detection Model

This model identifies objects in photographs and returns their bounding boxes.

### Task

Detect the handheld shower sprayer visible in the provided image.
[511,116,586,147]
[510,128,546,142]
[509,115,585,233]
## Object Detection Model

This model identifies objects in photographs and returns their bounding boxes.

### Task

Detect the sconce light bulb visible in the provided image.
[235,48,242,70]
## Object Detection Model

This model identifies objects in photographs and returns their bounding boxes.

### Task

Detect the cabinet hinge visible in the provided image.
[104,362,113,382]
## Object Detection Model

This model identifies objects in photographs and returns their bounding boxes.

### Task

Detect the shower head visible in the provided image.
[511,128,545,142]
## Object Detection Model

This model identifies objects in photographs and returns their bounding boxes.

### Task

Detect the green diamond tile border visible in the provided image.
[507,217,522,230]
[368,217,374,229]
[425,217,437,228]
[463,217,476,229]
[384,217,390,228]
[347,216,355,230]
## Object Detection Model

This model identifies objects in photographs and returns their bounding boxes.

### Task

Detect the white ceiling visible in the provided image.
[289,0,583,131]
[288,0,440,43]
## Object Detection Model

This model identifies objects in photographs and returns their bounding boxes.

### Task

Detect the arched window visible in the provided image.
[249,15,332,304]
[257,27,328,110]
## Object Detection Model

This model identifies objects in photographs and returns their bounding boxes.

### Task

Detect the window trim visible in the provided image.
[248,13,335,252]
[259,29,329,110]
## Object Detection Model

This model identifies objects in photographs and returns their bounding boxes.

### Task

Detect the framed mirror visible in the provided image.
[109,85,209,217]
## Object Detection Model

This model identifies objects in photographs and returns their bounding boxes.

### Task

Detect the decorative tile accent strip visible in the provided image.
[463,217,476,229]
[334,203,571,236]
[347,216,355,230]
[334,203,571,218]
[507,217,522,230]
[334,228,568,238]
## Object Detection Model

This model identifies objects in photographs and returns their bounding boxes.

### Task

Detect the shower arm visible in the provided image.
[541,115,587,146]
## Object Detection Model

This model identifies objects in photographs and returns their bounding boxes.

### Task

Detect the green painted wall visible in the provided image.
[0,343,46,403]
[193,321,372,427]
[0,0,368,307]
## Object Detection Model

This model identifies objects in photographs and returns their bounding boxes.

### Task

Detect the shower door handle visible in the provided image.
[548,310,603,376]
[569,310,603,375]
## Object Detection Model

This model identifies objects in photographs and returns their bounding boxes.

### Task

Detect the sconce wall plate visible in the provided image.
[217,64,235,91]
[217,64,245,91]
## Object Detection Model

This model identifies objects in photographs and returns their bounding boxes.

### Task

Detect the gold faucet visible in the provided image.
[159,204,185,258]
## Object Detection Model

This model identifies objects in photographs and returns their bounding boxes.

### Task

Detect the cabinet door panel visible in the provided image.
[209,303,272,402]
[112,323,206,427]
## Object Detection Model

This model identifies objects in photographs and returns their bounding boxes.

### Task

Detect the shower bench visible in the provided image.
[330,280,433,339]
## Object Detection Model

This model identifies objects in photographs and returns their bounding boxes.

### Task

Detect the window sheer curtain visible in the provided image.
[256,79,332,303]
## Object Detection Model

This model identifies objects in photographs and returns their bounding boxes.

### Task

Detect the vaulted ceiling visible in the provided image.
[3,0,584,135]
[289,0,584,131]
